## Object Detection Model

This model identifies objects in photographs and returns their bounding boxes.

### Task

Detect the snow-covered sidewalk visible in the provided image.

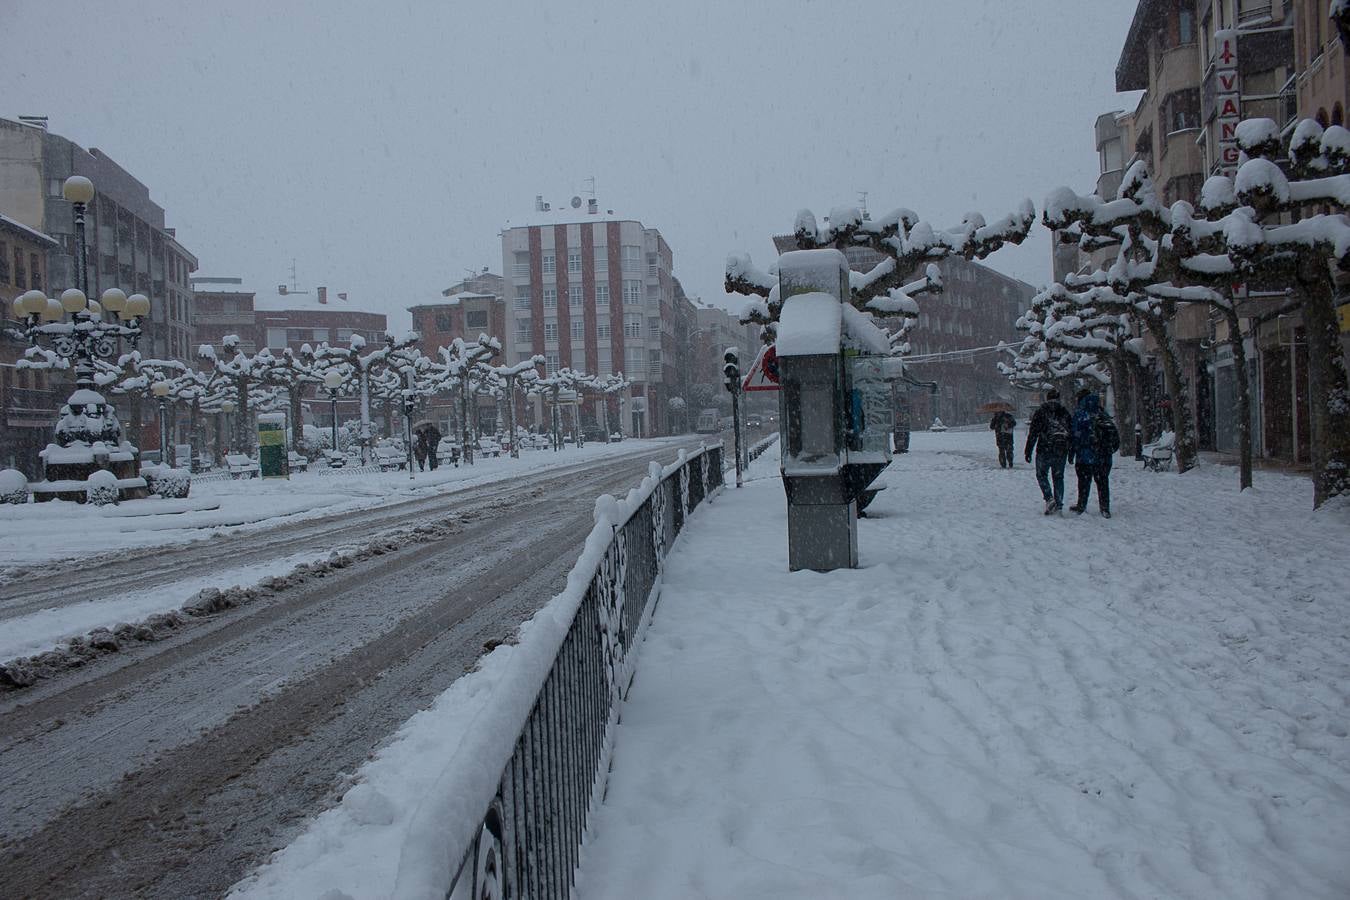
[577,430,1350,899]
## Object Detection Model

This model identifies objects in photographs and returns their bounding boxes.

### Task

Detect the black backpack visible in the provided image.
[1094,413,1121,456]
[1043,408,1071,452]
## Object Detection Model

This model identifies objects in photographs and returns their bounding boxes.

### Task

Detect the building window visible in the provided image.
[516,318,533,341]
[29,253,41,291]
[624,314,643,338]
[597,321,611,339]
[13,248,26,289]
[626,347,646,378]
[597,349,612,374]
[647,253,658,276]
[623,280,642,304]
[622,245,641,272]
[1179,6,1194,44]
[435,313,452,330]
[594,248,608,272]
[567,250,581,273]
[571,319,584,340]
[544,287,557,309]
[569,284,582,308]
[546,352,559,373]
[513,252,530,277]
[0,241,9,283]
[544,321,559,342]
[595,285,610,306]
[649,318,661,339]
[466,310,489,329]
[542,252,556,275]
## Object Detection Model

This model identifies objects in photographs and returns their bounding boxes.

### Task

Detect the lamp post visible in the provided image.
[152,380,172,465]
[402,369,416,479]
[323,369,344,456]
[63,175,94,295]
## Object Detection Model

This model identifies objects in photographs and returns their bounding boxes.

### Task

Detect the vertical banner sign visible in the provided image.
[1214,29,1241,177]
[257,412,288,478]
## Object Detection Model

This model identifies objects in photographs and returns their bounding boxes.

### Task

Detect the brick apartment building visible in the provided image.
[408,272,511,434]
[0,214,59,476]
[500,199,693,436]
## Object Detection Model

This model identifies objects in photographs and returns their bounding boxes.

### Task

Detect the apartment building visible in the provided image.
[500,200,687,435]
[0,214,59,475]
[0,117,198,363]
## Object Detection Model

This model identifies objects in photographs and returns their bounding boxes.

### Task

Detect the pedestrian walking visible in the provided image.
[1068,390,1120,518]
[989,409,1016,468]
[413,439,428,472]
[1024,388,1073,515]
[423,424,442,471]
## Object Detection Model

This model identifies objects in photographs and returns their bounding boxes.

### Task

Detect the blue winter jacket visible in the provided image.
[1071,393,1103,466]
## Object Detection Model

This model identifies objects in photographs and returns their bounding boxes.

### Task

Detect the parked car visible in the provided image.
[477,436,503,457]
[747,414,763,428]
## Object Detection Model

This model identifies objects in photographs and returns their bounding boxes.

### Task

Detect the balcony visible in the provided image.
[1096,168,1124,201]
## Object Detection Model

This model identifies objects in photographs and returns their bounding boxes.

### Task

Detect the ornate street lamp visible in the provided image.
[323,369,344,456]
[2,178,156,501]
[220,399,236,455]
[152,380,172,465]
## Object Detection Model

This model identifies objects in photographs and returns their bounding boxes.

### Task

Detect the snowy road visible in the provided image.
[0,438,713,899]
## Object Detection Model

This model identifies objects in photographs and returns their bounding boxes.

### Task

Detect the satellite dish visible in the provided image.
[571,196,582,208]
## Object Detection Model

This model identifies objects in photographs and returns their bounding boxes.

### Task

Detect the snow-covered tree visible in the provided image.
[488,356,545,458]
[312,331,420,465]
[423,335,499,464]
[1044,117,1350,503]
[725,202,1034,346]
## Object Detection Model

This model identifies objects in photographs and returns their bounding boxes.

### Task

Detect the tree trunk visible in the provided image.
[1143,315,1198,473]
[1222,307,1253,491]
[290,386,304,451]
[1108,353,1137,462]
[236,377,251,455]
[129,394,143,450]
[1297,270,1350,507]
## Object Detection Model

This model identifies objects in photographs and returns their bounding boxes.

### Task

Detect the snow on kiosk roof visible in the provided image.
[775,249,890,357]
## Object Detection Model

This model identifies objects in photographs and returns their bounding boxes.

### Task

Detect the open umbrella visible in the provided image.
[977,401,1014,414]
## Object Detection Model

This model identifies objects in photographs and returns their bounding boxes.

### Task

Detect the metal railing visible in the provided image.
[396,443,723,899]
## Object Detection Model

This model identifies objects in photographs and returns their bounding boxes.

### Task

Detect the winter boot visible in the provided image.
[1070,504,1085,514]
[1044,499,1057,515]
[1101,508,1112,519]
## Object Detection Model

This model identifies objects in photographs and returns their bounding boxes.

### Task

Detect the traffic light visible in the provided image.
[723,348,740,393]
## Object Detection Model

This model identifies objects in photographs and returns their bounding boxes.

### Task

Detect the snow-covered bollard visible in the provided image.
[0,468,28,504]
[86,469,120,506]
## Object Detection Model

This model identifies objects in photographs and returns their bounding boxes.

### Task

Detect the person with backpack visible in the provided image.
[1024,388,1073,514]
[989,409,1017,468]
[1068,390,1119,518]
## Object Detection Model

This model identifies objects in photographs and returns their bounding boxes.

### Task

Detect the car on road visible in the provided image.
[747,414,763,428]
[477,436,503,457]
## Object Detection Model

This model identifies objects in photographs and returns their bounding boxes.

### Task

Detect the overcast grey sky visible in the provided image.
[6,0,1138,331]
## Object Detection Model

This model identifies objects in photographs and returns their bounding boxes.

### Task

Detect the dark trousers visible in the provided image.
[996,433,1014,467]
[1035,449,1067,505]
[1074,462,1111,511]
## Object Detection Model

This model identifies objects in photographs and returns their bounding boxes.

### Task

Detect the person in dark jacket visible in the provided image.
[1024,389,1073,514]
[989,409,1016,468]
[1069,391,1113,518]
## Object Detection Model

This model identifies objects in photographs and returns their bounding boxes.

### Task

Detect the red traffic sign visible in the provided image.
[742,345,780,392]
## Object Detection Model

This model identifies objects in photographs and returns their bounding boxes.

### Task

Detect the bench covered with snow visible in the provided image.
[1141,431,1176,472]
[373,445,406,471]
[287,451,309,472]
[225,453,260,479]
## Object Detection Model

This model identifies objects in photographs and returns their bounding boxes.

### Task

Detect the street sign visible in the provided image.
[742,344,780,392]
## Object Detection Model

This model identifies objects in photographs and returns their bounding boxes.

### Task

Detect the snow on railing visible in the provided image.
[392,442,725,900]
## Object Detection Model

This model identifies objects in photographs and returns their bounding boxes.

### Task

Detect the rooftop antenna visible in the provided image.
[280,258,310,296]
[858,191,870,221]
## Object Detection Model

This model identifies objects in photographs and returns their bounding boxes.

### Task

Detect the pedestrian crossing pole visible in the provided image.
[724,348,743,488]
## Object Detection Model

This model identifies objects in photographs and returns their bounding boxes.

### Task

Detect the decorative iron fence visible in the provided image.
[394,443,724,900]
